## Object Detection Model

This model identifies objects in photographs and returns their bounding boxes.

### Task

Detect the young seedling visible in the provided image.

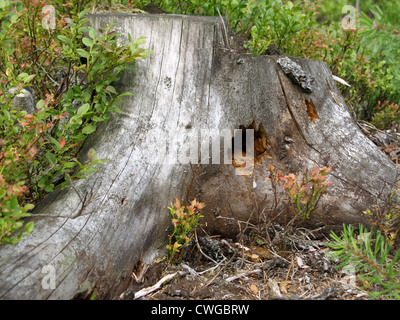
[166,197,204,262]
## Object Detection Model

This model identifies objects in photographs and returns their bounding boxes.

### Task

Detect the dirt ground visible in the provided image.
[118,224,370,301]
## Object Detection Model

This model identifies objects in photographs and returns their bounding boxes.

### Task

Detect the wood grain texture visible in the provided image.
[0,13,397,299]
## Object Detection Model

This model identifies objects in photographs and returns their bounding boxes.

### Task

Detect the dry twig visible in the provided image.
[133,271,187,300]
[225,269,262,282]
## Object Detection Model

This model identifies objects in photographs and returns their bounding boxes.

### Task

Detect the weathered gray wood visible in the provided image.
[0,13,398,300]
[194,51,399,237]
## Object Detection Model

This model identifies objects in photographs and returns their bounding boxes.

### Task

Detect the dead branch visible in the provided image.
[133,271,187,300]
[225,268,262,282]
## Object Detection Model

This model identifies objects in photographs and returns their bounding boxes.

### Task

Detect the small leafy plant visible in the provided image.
[371,101,400,131]
[327,224,400,300]
[363,181,400,246]
[270,165,333,223]
[0,0,151,245]
[266,165,333,250]
[166,197,204,261]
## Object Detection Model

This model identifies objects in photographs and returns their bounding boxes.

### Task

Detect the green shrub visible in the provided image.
[327,224,400,300]
[371,100,400,131]
[268,165,333,226]
[166,197,204,261]
[278,166,333,222]
[0,0,151,245]
[266,165,333,250]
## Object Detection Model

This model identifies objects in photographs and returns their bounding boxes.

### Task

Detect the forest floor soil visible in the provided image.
[119,224,370,301]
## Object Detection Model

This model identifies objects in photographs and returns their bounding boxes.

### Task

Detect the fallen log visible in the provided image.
[0,13,398,300]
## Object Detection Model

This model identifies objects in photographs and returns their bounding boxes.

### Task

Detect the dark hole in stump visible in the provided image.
[231,120,271,168]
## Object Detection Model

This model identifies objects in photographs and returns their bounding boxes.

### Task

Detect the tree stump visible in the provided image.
[0,13,398,300]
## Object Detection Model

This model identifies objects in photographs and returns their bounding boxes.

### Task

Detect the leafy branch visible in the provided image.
[166,197,204,262]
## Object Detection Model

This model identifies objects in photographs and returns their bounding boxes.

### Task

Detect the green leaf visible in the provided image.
[45,152,57,164]
[79,167,98,176]
[57,35,72,45]
[16,72,28,81]
[82,37,94,47]
[77,103,90,117]
[73,85,82,94]
[78,8,90,18]
[10,13,18,24]
[78,25,89,34]
[48,136,61,150]
[109,106,123,114]
[118,92,134,98]
[77,48,89,58]
[36,100,44,109]
[10,196,18,210]
[63,162,77,168]
[3,109,10,120]
[69,115,82,126]
[82,92,91,102]
[25,222,34,233]
[106,86,117,94]
[21,74,35,83]
[95,83,104,92]
[2,20,10,31]
[92,116,104,122]
[82,124,96,135]
[13,221,23,230]
[24,204,34,211]
[15,1,23,12]
[133,36,147,46]
[89,28,97,39]
[64,88,74,101]
[87,148,97,162]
